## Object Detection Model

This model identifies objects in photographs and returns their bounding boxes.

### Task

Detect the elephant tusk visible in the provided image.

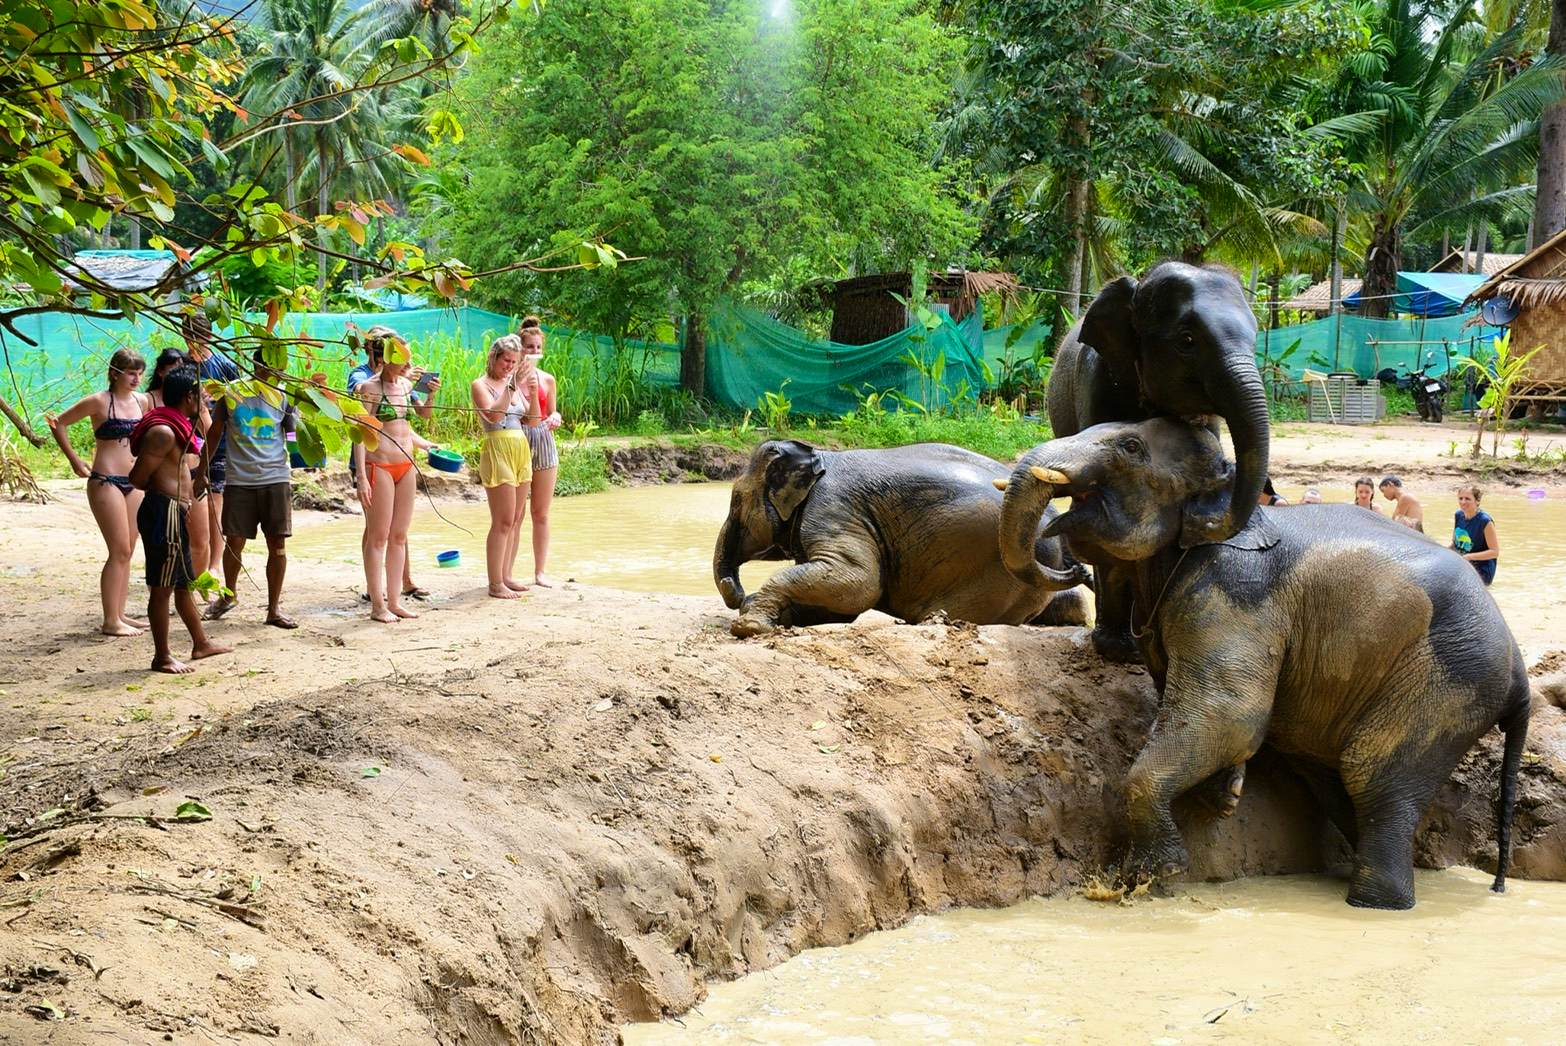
[992,478,1009,491]
[1029,465,1070,485]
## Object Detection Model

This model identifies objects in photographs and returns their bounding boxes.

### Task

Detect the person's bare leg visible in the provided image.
[531,467,556,587]
[120,488,149,628]
[505,481,530,591]
[87,480,140,635]
[187,492,211,600]
[205,492,224,573]
[483,485,520,599]
[386,470,419,619]
[148,587,189,672]
[365,469,395,622]
[264,532,294,628]
[179,588,231,661]
[205,534,244,619]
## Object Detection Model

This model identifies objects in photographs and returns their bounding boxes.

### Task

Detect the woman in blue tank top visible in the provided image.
[1451,484,1499,586]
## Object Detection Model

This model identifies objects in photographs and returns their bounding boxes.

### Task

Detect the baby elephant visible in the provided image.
[999,418,1530,910]
[714,440,1089,637]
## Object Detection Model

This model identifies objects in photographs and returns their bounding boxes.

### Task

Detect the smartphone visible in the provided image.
[412,370,440,396]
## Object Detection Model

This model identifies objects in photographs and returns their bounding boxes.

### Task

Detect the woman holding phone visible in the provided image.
[471,334,541,598]
[518,317,562,586]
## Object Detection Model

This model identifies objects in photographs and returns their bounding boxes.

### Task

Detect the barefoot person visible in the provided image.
[183,314,240,576]
[349,327,438,602]
[1379,475,1424,532]
[471,335,538,598]
[201,349,297,628]
[127,365,232,673]
[1452,484,1500,586]
[354,334,439,623]
[147,348,210,581]
[518,317,562,586]
[46,348,151,636]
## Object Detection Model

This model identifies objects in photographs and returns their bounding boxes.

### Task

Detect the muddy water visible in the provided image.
[289,482,785,598]
[625,869,1566,1044]
[291,482,1563,652]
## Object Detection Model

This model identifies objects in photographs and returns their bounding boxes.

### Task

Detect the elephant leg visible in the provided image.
[779,604,859,627]
[1287,757,1359,850]
[1188,763,1246,818]
[1122,651,1273,880]
[1340,727,1469,910]
[1092,562,1140,663]
[732,557,879,638]
[1030,587,1091,627]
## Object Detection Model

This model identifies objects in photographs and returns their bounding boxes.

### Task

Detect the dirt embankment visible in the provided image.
[2,592,1563,1045]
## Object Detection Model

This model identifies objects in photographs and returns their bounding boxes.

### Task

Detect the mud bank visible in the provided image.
[2,594,1563,1044]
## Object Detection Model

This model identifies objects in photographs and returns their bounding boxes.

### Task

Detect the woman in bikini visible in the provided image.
[47,348,151,635]
[471,335,541,598]
[518,317,562,587]
[354,335,439,623]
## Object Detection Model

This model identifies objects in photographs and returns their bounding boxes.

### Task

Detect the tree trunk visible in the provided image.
[1267,274,1281,330]
[1063,176,1088,316]
[0,394,47,446]
[316,137,330,292]
[128,215,142,251]
[283,133,299,213]
[1328,198,1346,316]
[1534,0,1566,244]
[1360,221,1400,319]
[1475,221,1488,275]
[680,312,706,398]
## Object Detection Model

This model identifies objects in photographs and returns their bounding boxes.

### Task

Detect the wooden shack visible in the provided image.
[810,270,1018,345]
[1466,228,1566,409]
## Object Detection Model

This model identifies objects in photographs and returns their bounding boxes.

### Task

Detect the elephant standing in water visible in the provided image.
[1048,262,1269,662]
[714,440,1089,637]
[999,418,1530,910]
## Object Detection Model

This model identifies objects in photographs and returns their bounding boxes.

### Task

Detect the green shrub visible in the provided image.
[555,444,611,496]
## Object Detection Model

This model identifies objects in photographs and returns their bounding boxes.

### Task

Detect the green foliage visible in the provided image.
[833,390,1046,460]
[556,444,613,497]
[757,381,794,431]
[443,0,973,345]
[1456,330,1546,457]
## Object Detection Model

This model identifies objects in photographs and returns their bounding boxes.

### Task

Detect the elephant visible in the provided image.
[1047,262,1269,662]
[714,439,1090,637]
[998,417,1530,910]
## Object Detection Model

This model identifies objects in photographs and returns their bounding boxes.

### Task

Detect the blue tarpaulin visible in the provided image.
[1342,271,1488,317]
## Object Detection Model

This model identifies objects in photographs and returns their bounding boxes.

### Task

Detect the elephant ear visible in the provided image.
[764,439,825,522]
[1078,276,1139,384]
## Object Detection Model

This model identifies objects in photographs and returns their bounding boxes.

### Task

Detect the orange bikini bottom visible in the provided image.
[367,459,413,484]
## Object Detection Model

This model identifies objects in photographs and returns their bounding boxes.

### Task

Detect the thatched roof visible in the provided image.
[1432,249,1526,275]
[1467,228,1566,306]
[1283,277,1360,311]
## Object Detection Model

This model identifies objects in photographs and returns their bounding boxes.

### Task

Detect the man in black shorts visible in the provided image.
[128,366,233,673]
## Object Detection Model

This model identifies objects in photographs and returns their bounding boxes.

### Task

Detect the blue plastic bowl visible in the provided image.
[428,448,464,474]
[436,549,461,568]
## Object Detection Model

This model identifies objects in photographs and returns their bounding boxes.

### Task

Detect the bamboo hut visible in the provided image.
[1465,228,1566,408]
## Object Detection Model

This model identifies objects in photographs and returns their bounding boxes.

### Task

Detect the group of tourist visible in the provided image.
[47,316,562,672]
[1260,473,1501,585]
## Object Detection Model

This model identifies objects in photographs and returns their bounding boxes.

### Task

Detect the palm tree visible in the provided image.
[1313,0,1565,316]
[240,0,410,287]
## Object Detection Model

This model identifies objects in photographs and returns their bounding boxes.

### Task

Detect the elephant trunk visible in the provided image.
[998,449,1087,590]
[1214,359,1271,536]
[713,515,746,609]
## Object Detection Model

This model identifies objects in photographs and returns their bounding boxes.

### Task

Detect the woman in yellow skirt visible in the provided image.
[470,335,542,598]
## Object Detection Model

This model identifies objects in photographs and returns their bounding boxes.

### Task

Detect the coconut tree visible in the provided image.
[1314,0,1565,316]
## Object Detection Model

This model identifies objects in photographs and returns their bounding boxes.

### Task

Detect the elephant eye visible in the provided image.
[1176,330,1196,353]
[1116,435,1146,457]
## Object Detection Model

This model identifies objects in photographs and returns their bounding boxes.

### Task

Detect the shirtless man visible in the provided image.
[128,365,233,674]
[1379,474,1424,532]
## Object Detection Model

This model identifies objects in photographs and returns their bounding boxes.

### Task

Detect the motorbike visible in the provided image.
[1376,351,1450,423]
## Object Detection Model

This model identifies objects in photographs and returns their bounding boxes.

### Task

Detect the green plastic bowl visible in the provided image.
[428,448,464,473]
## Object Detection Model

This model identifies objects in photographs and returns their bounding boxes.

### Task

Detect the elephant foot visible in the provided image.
[730,613,776,638]
[1346,863,1416,910]
[1191,764,1246,818]
[1091,627,1141,664]
[1120,838,1190,885]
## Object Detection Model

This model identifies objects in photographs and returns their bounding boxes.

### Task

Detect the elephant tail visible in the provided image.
[1490,693,1531,894]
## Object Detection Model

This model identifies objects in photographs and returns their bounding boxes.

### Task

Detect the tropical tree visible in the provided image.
[1534,0,1566,243]
[1314,0,1565,316]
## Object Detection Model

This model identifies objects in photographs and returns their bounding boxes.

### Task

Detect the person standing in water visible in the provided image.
[1379,475,1424,531]
[471,335,540,597]
[1354,476,1382,512]
[354,334,439,622]
[1451,484,1500,586]
[47,348,151,636]
[518,317,562,587]
[201,348,297,628]
[127,365,232,673]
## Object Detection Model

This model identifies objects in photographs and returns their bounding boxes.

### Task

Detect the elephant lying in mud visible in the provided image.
[998,418,1530,910]
[714,440,1090,637]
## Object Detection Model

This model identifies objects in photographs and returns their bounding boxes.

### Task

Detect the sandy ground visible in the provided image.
[1,428,1564,1044]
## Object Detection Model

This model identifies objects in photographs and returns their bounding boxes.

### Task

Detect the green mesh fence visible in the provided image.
[1,298,1509,423]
